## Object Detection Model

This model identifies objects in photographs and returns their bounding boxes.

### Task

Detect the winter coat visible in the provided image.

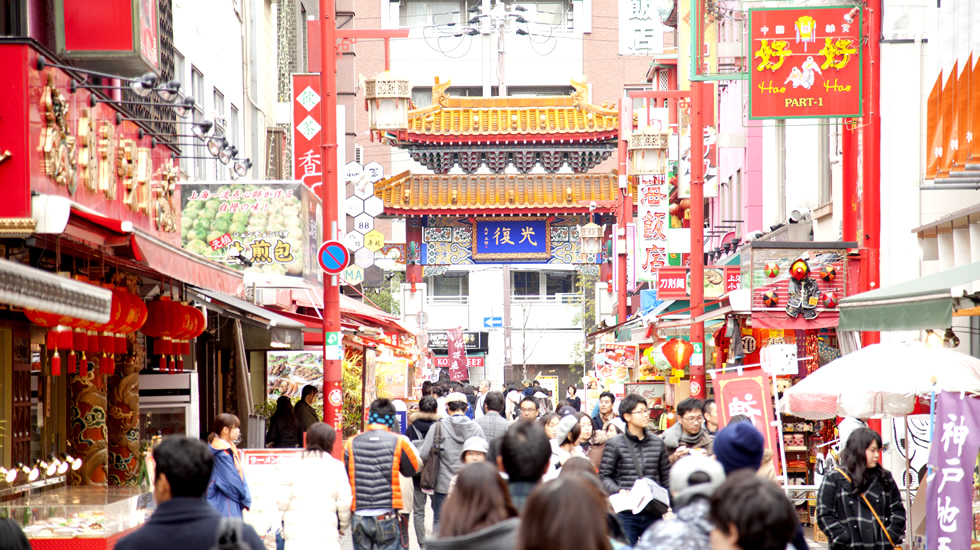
[294,400,319,434]
[417,414,486,494]
[634,496,712,550]
[115,497,264,550]
[426,517,519,550]
[546,440,586,479]
[344,424,420,511]
[476,411,510,442]
[277,451,352,550]
[598,429,671,495]
[817,467,906,550]
[206,440,252,518]
[407,411,440,445]
[660,422,713,461]
[265,414,301,448]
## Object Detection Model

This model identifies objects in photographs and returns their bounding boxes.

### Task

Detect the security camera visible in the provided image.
[789,207,812,223]
[843,7,859,24]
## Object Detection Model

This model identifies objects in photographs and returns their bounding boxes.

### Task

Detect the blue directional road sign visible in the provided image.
[483,317,503,328]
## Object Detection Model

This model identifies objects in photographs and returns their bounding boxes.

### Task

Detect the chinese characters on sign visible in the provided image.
[926,392,980,550]
[619,0,664,55]
[656,266,740,300]
[292,75,324,192]
[638,174,670,282]
[712,367,780,475]
[749,7,862,119]
[446,327,467,382]
[473,217,552,261]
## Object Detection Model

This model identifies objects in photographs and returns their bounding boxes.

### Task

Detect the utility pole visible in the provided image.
[503,265,512,383]
[689,81,706,400]
[616,99,632,325]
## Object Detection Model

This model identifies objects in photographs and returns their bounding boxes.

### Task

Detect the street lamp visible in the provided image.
[578,221,604,262]
[627,126,670,175]
[365,71,411,132]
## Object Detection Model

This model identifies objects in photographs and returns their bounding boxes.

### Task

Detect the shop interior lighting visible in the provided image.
[52,455,69,475]
[36,459,58,477]
[0,467,16,484]
[60,453,83,471]
[17,462,39,482]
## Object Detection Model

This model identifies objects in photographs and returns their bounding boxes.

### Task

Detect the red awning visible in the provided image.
[62,207,244,297]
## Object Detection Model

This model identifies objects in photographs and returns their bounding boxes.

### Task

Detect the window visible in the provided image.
[510,0,570,27]
[213,88,226,131]
[426,274,469,296]
[230,104,239,148]
[191,67,206,180]
[512,272,540,296]
[173,50,185,95]
[400,1,471,27]
[544,271,576,295]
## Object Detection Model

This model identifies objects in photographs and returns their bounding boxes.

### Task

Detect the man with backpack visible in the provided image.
[116,437,264,550]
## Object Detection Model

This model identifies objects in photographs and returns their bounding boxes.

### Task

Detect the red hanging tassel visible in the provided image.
[180,341,189,355]
[159,355,167,372]
[60,328,73,349]
[116,334,127,354]
[67,351,77,374]
[105,355,115,375]
[176,357,184,373]
[73,330,87,352]
[169,356,176,375]
[100,333,113,353]
[51,351,61,376]
[47,330,59,350]
[79,353,88,376]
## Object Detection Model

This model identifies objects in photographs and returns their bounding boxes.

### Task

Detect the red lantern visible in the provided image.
[661,339,695,371]
[142,297,184,371]
[170,303,206,358]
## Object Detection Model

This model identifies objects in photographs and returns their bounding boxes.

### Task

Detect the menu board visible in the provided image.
[375,358,409,399]
[267,351,323,405]
[595,343,637,387]
[242,449,303,540]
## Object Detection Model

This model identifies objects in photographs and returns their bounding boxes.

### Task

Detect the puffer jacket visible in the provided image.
[817,468,905,550]
[417,414,486,494]
[426,517,519,550]
[277,451,352,550]
[598,428,671,495]
[206,440,252,518]
[344,424,420,511]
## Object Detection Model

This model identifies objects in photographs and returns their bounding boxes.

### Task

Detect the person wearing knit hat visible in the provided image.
[545,413,587,479]
[712,421,765,475]
[634,455,725,550]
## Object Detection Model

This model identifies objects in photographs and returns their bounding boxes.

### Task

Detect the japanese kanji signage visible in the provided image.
[638,174,670,282]
[619,0,664,55]
[656,266,741,300]
[926,392,980,550]
[446,327,467,382]
[180,182,320,285]
[292,74,324,191]
[711,367,780,474]
[472,217,551,262]
[748,6,862,119]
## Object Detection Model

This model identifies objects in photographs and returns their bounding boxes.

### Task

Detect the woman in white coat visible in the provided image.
[277,422,352,550]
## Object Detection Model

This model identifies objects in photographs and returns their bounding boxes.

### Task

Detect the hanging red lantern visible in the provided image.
[113,288,147,354]
[170,303,206,360]
[142,297,183,371]
[661,339,695,372]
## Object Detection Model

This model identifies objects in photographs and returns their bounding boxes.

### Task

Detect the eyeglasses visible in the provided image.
[681,415,704,422]
[520,407,538,413]
[628,408,650,415]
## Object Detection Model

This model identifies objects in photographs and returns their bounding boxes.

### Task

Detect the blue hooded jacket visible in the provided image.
[206,441,252,518]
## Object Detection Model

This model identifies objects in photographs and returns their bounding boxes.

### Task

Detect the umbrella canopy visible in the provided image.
[779,342,980,419]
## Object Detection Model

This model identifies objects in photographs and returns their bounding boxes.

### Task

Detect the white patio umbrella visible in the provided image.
[779,342,980,420]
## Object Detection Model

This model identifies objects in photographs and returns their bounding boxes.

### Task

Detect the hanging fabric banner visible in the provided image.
[926,392,980,550]
[446,326,467,381]
[711,367,780,474]
[637,173,670,283]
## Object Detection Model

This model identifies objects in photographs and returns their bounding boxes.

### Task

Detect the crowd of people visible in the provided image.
[0,380,897,550]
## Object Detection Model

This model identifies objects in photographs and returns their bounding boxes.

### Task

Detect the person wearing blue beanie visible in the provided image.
[712,421,765,475]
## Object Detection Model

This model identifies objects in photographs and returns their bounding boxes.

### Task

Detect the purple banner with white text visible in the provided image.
[926,392,980,550]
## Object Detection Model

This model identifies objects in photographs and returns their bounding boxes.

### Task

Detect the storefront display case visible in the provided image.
[1,486,152,549]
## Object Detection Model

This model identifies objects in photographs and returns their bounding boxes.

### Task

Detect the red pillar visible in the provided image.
[319,0,343,459]
[617,99,632,324]
[689,81,706,400]
[859,0,881,347]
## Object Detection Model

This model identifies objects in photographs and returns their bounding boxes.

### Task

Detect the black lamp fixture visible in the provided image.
[69,72,180,103]
[136,120,213,142]
[90,94,195,119]
[207,136,228,157]
[723,242,732,254]
[59,453,83,471]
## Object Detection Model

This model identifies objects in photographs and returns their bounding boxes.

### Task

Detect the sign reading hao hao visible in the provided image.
[748,6,862,119]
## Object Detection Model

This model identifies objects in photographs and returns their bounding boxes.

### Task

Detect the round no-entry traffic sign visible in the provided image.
[318,241,350,275]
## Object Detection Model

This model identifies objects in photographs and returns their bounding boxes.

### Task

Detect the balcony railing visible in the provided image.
[511,293,583,304]
[426,295,470,305]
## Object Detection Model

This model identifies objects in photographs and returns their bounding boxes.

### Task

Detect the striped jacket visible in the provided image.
[817,468,905,550]
[344,424,420,511]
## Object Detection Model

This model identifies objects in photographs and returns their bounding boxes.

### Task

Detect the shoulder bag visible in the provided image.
[835,468,897,549]
[419,421,442,492]
[623,436,669,515]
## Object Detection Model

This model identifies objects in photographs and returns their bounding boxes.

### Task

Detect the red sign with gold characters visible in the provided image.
[749,6,862,119]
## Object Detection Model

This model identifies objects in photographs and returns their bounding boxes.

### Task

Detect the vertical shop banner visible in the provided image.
[748,6,863,119]
[712,367,780,471]
[446,327,467,381]
[637,174,670,282]
[926,392,980,550]
[292,74,323,192]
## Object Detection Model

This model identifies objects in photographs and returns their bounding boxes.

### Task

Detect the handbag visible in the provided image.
[622,437,669,515]
[835,468,898,549]
[419,422,442,492]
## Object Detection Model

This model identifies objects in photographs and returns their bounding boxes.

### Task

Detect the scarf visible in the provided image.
[662,422,709,449]
[211,438,245,481]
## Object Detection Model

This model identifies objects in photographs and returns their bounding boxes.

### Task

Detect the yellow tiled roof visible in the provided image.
[403,77,619,141]
[374,172,621,213]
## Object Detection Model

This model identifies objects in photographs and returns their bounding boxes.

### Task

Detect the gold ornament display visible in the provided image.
[151,159,179,232]
[38,73,78,194]
[77,109,98,193]
[97,122,117,199]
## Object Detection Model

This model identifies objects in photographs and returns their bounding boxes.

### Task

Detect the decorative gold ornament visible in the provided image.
[77,108,97,193]
[120,143,151,215]
[134,148,151,214]
[118,139,135,208]
[0,218,38,235]
[38,73,78,194]
[97,122,117,199]
[151,159,179,232]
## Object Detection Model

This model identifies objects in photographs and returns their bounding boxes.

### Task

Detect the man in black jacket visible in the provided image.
[294,385,320,436]
[598,393,672,545]
[116,437,264,550]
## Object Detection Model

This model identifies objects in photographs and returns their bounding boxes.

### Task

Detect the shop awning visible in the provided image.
[189,287,305,329]
[838,261,980,331]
